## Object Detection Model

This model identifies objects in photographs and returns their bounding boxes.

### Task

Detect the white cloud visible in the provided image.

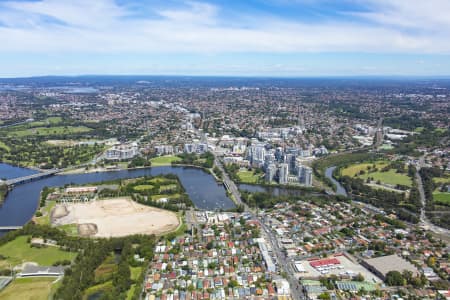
[0,0,449,54]
[354,0,450,31]
[158,1,218,25]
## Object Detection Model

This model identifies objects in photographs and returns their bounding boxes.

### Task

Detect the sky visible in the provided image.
[0,0,450,77]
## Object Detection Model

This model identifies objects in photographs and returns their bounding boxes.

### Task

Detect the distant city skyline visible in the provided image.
[1,0,450,77]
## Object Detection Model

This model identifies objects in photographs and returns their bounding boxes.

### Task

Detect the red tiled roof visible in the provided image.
[310,258,340,267]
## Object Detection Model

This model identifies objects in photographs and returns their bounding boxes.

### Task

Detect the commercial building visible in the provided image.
[258,241,276,273]
[362,254,419,280]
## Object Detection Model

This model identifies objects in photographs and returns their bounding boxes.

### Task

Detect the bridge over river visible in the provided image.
[0,226,22,230]
[5,169,59,187]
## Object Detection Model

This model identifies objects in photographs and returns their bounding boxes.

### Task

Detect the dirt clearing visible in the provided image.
[51,198,179,237]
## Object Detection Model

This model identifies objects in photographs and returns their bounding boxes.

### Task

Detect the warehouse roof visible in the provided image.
[363,254,418,278]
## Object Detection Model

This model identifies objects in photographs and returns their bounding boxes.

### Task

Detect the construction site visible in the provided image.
[51,197,180,238]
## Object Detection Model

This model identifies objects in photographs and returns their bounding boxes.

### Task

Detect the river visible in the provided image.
[0,163,39,179]
[325,166,347,196]
[0,164,235,228]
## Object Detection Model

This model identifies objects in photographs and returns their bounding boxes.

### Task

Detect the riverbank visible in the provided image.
[58,166,115,174]
[58,163,226,184]
[237,180,322,192]
[0,184,8,203]
[1,164,235,228]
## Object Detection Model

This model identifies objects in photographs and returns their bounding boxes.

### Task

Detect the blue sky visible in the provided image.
[0,0,449,77]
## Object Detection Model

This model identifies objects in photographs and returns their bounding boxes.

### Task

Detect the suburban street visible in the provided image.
[214,155,304,300]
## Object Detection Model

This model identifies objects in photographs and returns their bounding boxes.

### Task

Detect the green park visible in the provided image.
[236,169,263,184]
[0,236,77,268]
[0,277,60,300]
[340,160,412,188]
[149,155,182,166]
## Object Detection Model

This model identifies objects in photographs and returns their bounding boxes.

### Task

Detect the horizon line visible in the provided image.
[1,74,450,80]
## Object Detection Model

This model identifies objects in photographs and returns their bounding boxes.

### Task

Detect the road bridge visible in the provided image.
[0,226,22,230]
[5,169,59,187]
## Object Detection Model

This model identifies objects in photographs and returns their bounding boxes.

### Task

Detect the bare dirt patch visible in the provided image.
[45,140,76,146]
[78,223,98,237]
[51,205,68,220]
[51,198,179,237]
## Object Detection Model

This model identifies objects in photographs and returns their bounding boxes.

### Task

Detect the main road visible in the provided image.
[214,156,304,300]
[415,156,450,236]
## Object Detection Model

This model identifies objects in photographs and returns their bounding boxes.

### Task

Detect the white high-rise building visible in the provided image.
[304,167,313,186]
[279,163,289,185]
[249,145,266,167]
[264,153,275,171]
[184,143,208,154]
[105,142,138,160]
[297,165,313,186]
[265,163,277,182]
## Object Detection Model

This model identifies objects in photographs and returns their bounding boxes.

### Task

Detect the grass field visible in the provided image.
[7,126,91,137]
[0,277,56,300]
[28,117,63,127]
[126,284,136,300]
[48,277,63,299]
[433,191,450,206]
[360,169,412,187]
[151,193,181,201]
[133,184,154,191]
[150,155,182,166]
[340,161,389,177]
[434,176,450,184]
[379,144,394,150]
[341,161,412,187]
[130,266,142,281]
[58,224,79,236]
[0,236,76,267]
[35,201,57,225]
[435,128,448,134]
[237,170,261,183]
[148,177,176,184]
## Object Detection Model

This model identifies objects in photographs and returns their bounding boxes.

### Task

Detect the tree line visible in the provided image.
[0,223,156,300]
[420,167,450,229]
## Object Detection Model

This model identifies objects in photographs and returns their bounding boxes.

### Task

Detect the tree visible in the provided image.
[427,256,436,267]
[402,270,413,283]
[318,292,331,300]
[354,273,364,282]
[228,279,239,288]
[385,271,405,286]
